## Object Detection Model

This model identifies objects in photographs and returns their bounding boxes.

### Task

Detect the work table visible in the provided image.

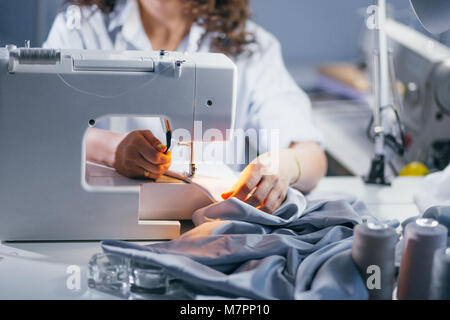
[0,176,422,299]
[312,176,421,222]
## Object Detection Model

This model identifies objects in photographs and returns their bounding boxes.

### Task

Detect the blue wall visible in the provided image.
[251,0,449,64]
[0,0,448,65]
[0,0,63,47]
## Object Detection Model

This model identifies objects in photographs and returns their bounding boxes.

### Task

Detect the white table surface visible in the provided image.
[311,100,375,177]
[0,176,423,299]
[311,176,422,222]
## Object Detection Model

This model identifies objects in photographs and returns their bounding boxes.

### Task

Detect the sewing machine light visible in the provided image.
[410,0,450,35]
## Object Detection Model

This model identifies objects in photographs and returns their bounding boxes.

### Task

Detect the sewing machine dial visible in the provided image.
[434,59,450,115]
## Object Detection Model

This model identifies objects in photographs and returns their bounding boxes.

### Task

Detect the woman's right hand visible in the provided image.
[113,130,172,179]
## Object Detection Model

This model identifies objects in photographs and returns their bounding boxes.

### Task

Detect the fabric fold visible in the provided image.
[102,188,372,299]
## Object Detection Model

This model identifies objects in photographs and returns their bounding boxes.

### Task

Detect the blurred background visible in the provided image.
[1,0,448,64]
[1,0,449,177]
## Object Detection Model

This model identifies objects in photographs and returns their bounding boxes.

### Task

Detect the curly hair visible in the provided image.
[67,0,255,57]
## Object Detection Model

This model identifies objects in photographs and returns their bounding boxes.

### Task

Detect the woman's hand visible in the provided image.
[221,150,299,214]
[113,130,172,179]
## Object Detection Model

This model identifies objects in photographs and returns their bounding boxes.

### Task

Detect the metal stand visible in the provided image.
[365,0,392,185]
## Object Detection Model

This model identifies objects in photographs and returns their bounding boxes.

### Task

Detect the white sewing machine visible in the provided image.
[0,45,237,241]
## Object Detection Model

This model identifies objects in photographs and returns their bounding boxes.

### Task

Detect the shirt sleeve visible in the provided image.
[244,30,323,152]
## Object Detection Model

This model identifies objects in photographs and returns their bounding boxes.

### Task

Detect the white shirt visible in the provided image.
[44,0,323,170]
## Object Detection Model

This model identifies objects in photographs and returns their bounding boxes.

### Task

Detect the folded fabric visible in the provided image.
[102,188,372,299]
[414,164,450,213]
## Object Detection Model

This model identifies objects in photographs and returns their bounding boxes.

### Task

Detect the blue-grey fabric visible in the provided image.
[102,189,374,300]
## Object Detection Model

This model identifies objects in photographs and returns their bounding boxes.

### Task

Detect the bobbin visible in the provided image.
[352,222,398,300]
[430,247,450,300]
[397,218,448,300]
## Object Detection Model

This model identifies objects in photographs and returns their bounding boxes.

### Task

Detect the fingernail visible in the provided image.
[157,144,167,152]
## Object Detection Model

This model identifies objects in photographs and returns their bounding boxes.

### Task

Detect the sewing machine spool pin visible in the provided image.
[365,0,407,185]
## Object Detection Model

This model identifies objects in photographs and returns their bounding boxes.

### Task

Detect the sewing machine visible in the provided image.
[0,45,236,241]
[360,17,450,178]
[385,20,450,172]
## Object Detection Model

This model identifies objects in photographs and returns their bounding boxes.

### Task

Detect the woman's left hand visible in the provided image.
[221,150,299,214]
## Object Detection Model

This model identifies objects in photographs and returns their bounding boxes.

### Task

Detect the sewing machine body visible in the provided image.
[361,20,450,173]
[0,46,236,241]
[386,20,450,171]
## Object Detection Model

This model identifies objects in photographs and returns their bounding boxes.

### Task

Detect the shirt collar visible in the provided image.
[107,0,129,32]
[185,23,206,52]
